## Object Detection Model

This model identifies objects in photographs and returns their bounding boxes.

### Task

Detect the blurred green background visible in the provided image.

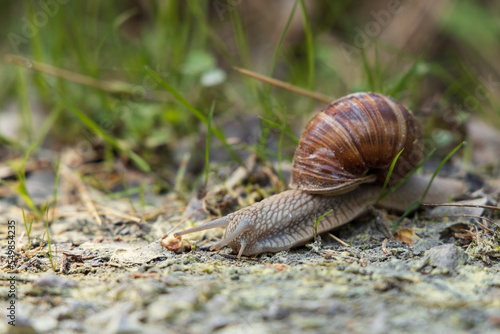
[1,0,499,198]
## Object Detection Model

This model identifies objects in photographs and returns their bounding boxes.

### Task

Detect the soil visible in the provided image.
[1,192,499,334]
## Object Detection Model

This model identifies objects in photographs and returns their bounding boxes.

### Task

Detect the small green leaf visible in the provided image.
[376,148,404,204]
[204,101,216,188]
[394,141,466,227]
[314,209,333,241]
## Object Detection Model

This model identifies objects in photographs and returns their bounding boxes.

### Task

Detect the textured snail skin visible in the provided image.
[174,174,464,258]
[174,93,464,257]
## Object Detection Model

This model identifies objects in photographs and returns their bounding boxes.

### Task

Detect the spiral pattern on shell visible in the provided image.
[290,92,423,195]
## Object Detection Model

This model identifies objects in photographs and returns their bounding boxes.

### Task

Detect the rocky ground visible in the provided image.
[1,193,499,334]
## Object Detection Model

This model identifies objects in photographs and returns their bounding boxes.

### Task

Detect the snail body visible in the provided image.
[174,93,464,257]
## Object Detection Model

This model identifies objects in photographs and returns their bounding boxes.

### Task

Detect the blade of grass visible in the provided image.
[417,142,465,202]
[33,74,151,173]
[103,186,144,199]
[1,153,42,217]
[94,8,139,66]
[204,101,215,188]
[389,57,422,96]
[45,205,55,271]
[275,104,290,184]
[30,104,64,155]
[256,1,300,163]
[68,104,151,172]
[234,67,332,103]
[51,157,62,222]
[26,1,49,100]
[299,0,315,91]
[6,55,169,102]
[4,99,62,218]
[186,2,237,64]
[16,66,32,143]
[139,182,146,209]
[277,128,285,184]
[378,148,436,201]
[374,44,381,92]
[394,141,465,227]
[257,1,299,156]
[22,209,33,247]
[314,209,333,241]
[0,133,25,151]
[259,117,299,145]
[268,0,299,78]
[145,66,242,165]
[229,7,252,70]
[175,152,190,193]
[121,172,138,215]
[229,6,276,158]
[375,148,404,204]
[360,48,375,91]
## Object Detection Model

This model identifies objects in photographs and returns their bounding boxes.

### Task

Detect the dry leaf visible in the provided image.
[394,229,416,246]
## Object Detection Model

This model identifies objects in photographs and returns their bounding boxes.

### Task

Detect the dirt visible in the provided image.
[1,195,500,334]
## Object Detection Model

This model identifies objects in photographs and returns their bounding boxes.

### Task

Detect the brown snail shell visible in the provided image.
[290,92,423,195]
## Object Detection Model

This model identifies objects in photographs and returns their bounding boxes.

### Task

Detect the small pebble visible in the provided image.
[415,244,468,274]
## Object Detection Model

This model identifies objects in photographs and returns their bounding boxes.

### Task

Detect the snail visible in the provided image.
[174,93,464,258]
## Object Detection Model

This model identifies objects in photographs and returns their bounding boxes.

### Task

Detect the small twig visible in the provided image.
[425,214,499,230]
[422,203,500,211]
[327,233,350,247]
[473,220,494,233]
[233,66,333,103]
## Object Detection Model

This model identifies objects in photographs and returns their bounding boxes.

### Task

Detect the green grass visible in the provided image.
[45,205,55,271]
[376,148,405,204]
[145,66,242,165]
[16,67,32,143]
[314,209,333,241]
[299,0,315,92]
[0,1,498,213]
[22,209,34,248]
[204,101,216,188]
[377,148,437,203]
[394,141,466,228]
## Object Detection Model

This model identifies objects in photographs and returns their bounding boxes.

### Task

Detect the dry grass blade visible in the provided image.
[422,203,500,211]
[328,233,350,247]
[426,214,499,229]
[61,162,102,226]
[95,204,142,223]
[233,66,333,103]
[5,54,169,102]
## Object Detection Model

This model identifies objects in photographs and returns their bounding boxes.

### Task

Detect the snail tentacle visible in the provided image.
[173,216,231,238]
